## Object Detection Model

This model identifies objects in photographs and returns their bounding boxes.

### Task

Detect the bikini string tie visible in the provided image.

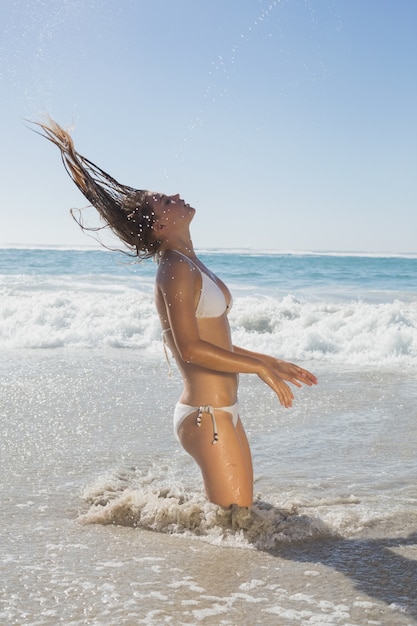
[196,406,219,445]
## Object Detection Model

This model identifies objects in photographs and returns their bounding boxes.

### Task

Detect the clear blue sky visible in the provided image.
[1,0,416,252]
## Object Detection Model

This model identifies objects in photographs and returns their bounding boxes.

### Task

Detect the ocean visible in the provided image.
[1,246,416,625]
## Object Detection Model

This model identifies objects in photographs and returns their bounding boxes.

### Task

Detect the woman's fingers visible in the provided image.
[276,379,294,408]
[259,361,316,408]
[274,362,318,387]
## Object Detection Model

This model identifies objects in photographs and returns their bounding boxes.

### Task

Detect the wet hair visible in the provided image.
[31,118,161,258]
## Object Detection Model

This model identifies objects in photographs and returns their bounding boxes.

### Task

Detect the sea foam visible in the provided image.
[79,467,333,550]
[1,280,416,367]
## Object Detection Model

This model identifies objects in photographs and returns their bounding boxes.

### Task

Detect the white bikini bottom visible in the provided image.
[173,402,239,445]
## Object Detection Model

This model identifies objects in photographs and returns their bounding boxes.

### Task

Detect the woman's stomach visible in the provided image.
[174,316,238,405]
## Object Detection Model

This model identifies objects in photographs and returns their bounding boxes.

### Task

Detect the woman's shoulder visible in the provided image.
[156,250,199,285]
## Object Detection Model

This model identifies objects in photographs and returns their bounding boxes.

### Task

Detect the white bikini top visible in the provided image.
[172,250,232,318]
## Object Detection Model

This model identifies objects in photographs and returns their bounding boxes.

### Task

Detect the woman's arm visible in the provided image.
[156,255,296,407]
[232,345,318,388]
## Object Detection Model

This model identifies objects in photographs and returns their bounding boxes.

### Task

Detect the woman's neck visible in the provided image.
[160,236,195,258]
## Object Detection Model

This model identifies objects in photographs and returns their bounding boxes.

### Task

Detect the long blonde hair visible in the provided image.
[31,118,160,258]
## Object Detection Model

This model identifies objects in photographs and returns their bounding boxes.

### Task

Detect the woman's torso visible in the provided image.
[154,252,238,406]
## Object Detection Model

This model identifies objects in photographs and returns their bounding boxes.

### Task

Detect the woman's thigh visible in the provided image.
[178,409,253,507]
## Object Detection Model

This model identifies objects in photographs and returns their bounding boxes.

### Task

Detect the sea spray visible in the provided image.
[79,467,334,550]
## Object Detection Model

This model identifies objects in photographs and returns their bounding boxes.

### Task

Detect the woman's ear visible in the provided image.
[152,219,167,235]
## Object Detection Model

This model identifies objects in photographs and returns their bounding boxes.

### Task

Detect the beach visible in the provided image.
[1,248,416,624]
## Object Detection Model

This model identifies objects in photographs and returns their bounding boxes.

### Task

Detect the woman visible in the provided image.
[33,119,317,508]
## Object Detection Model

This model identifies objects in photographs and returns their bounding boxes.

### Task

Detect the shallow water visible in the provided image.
[1,348,416,625]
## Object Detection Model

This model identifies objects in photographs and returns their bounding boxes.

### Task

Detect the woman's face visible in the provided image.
[149,193,195,228]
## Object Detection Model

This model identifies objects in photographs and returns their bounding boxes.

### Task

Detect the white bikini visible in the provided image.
[162,251,238,444]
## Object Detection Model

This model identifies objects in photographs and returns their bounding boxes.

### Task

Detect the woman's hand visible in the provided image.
[267,358,318,388]
[257,365,295,407]
[257,359,318,408]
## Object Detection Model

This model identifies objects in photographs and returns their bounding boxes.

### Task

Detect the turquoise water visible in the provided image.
[1,247,416,298]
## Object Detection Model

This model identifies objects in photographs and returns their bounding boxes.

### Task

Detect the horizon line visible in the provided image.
[1,243,416,258]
